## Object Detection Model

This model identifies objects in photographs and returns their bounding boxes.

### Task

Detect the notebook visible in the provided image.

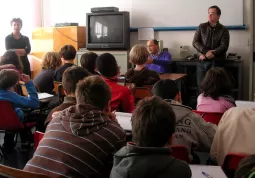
[190,165,227,178]
[115,112,132,131]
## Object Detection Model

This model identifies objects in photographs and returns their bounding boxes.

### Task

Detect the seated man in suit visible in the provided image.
[146,39,171,73]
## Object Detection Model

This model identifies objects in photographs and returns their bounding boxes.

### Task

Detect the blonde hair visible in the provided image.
[129,44,149,65]
[42,52,62,70]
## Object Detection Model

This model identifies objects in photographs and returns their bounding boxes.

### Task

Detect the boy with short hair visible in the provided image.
[45,66,90,126]
[0,69,39,121]
[110,96,191,178]
[54,44,76,82]
[25,76,126,178]
[96,53,135,113]
[152,79,216,161]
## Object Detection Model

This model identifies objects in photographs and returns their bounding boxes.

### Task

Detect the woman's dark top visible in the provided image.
[34,69,55,94]
[5,33,31,76]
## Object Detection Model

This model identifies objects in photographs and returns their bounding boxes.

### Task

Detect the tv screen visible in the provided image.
[89,15,123,43]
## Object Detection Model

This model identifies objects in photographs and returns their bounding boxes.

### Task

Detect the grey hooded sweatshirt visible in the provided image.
[110,143,192,178]
[169,100,217,160]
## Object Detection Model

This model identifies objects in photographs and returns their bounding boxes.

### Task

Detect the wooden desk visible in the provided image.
[160,73,187,81]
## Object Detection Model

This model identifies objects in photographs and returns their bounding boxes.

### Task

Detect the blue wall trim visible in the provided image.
[130,25,246,32]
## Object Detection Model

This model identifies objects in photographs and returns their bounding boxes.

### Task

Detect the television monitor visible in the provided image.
[86,12,130,50]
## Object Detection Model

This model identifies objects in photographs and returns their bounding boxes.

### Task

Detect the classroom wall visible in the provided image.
[41,0,253,100]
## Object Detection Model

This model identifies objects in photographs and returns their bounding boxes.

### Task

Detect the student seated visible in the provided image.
[0,69,39,121]
[34,52,62,93]
[80,52,100,75]
[197,67,236,113]
[152,79,216,161]
[210,107,255,165]
[44,66,90,126]
[0,70,40,151]
[54,45,76,82]
[24,76,126,178]
[0,50,23,73]
[110,96,191,178]
[96,53,135,113]
[125,44,160,86]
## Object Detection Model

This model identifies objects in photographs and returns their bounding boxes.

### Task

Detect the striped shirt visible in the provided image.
[24,104,126,178]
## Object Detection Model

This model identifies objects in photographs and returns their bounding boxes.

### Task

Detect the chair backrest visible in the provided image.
[0,101,24,131]
[0,164,49,178]
[34,131,45,150]
[192,110,223,125]
[53,81,65,95]
[142,85,153,90]
[133,87,153,100]
[222,153,249,177]
[171,145,190,163]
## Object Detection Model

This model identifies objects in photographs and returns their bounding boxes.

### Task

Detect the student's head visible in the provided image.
[80,52,98,73]
[152,79,181,103]
[200,67,232,100]
[131,96,176,147]
[129,44,149,65]
[235,155,255,178]
[208,5,221,23]
[0,69,19,90]
[0,50,22,71]
[76,76,111,112]
[10,18,22,33]
[147,39,159,54]
[59,45,76,61]
[42,52,62,70]
[62,66,90,96]
[96,53,118,78]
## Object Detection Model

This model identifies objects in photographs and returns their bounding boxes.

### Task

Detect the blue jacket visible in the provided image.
[0,81,39,121]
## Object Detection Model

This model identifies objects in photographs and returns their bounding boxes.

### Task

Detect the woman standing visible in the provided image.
[5,18,31,76]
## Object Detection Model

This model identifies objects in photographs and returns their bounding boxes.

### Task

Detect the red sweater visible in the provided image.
[103,77,135,113]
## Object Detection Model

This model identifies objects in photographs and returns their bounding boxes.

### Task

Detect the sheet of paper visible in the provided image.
[116,112,132,131]
[190,165,227,178]
[138,28,154,41]
[38,93,54,100]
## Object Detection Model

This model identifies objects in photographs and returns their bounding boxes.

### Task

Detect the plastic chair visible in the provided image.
[0,101,36,159]
[222,153,249,178]
[34,131,44,150]
[192,110,223,125]
[0,164,49,178]
[53,81,65,104]
[171,145,190,163]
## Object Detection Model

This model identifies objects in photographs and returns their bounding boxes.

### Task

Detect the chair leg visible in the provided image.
[0,145,8,160]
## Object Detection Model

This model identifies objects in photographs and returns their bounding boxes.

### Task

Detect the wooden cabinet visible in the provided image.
[30,26,86,78]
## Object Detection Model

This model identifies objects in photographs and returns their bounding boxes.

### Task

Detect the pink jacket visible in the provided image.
[197,94,236,113]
